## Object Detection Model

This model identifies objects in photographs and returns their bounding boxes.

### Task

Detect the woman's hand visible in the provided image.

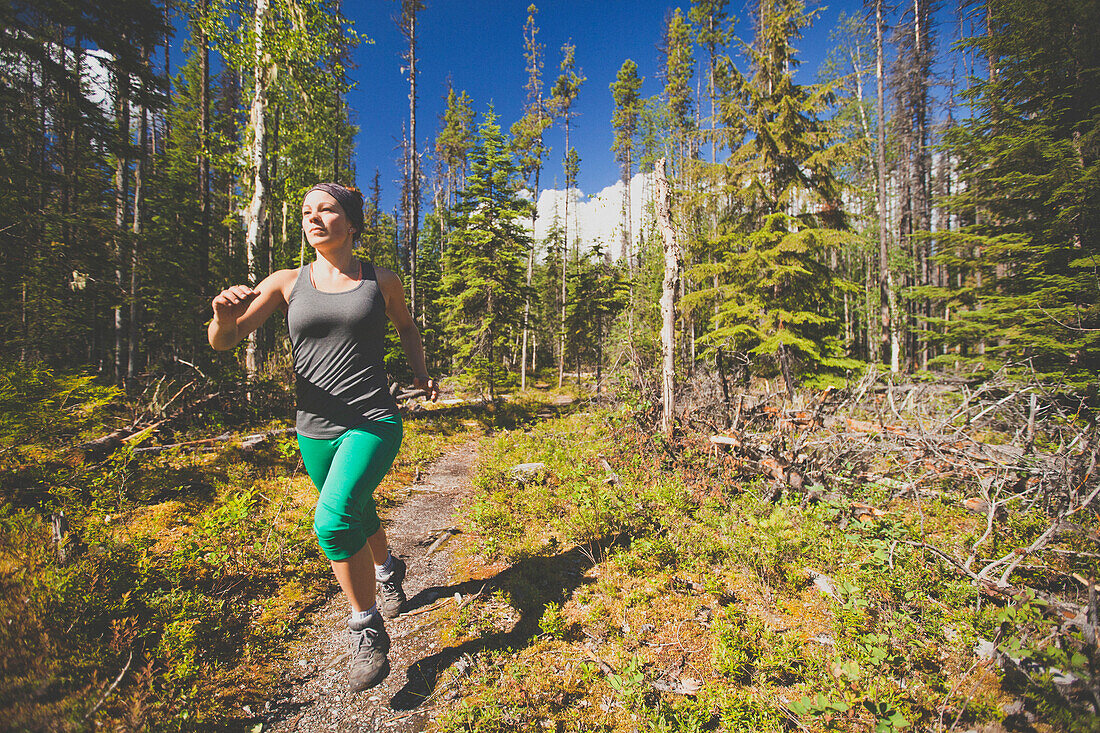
[212,285,259,324]
[208,272,293,351]
[413,375,440,402]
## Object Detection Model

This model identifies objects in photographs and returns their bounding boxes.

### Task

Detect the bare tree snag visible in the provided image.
[50,512,69,564]
[654,157,683,436]
[397,0,424,322]
[874,0,898,373]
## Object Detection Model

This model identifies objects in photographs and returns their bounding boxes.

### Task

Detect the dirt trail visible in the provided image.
[263,439,478,733]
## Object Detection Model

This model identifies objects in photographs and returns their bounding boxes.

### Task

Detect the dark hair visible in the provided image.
[304,183,365,240]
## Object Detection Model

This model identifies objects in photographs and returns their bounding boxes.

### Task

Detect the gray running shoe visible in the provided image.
[348,613,390,692]
[378,555,407,619]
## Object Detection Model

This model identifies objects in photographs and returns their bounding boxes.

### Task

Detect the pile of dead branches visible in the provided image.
[691,365,1098,712]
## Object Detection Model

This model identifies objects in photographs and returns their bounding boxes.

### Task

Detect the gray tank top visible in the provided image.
[286,262,399,438]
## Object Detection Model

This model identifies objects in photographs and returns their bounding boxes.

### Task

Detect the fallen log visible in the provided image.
[903,539,1094,640]
[131,427,296,455]
[77,391,222,460]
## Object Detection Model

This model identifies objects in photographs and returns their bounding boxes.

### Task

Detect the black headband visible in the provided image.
[305,183,364,239]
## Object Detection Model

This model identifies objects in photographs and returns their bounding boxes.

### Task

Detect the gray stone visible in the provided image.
[974,638,997,661]
[509,462,547,483]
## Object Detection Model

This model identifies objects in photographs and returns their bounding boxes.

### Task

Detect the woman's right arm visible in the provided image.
[208,269,295,351]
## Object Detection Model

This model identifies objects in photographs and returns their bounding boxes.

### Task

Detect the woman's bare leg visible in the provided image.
[330,527,389,613]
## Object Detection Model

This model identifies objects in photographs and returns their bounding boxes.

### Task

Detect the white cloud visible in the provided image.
[524,171,653,260]
[82,48,113,113]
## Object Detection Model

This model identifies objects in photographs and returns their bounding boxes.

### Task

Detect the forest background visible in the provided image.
[3,0,1096,392]
[1,0,1098,730]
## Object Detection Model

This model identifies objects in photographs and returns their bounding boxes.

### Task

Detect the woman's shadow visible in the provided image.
[389,534,626,710]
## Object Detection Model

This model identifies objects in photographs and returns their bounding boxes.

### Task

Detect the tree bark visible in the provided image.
[244,0,271,384]
[113,64,130,384]
[129,51,149,383]
[654,158,682,436]
[874,0,897,373]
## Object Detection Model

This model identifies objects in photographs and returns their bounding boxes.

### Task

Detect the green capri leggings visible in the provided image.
[296,416,403,562]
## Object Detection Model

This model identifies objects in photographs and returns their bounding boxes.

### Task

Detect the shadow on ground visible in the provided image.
[389,533,627,711]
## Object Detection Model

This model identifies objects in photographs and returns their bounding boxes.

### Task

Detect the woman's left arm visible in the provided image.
[378,267,439,400]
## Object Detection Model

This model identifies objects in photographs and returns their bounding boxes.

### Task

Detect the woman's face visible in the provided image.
[302,190,356,249]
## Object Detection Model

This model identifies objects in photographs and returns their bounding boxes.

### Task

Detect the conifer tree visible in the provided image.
[533,211,566,377]
[549,41,584,387]
[566,244,628,391]
[689,0,733,165]
[416,210,445,374]
[660,8,695,174]
[510,4,551,390]
[434,83,476,211]
[441,108,532,397]
[723,0,838,218]
[691,214,858,391]
[695,0,855,390]
[939,0,1099,385]
[821,10,877,360]
[610,59,643,270]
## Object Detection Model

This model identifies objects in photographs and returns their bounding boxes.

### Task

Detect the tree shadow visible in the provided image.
[389,533,627,711]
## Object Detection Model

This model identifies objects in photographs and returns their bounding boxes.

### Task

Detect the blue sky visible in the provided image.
[164,1,970,213]
[344,0,873,211]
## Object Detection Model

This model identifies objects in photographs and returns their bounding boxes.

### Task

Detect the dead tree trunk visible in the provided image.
[398,1,423,324]
[655,157,682,436]
[875,0,898,373]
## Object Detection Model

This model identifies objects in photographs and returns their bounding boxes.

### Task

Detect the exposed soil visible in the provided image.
[262,439,479,733]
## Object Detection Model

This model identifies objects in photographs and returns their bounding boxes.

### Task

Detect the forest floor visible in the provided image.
[262,438,479,733]
[0,363,577,732]
[1,364,1096,732]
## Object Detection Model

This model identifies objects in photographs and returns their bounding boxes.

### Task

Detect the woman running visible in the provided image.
[208,182,437,691]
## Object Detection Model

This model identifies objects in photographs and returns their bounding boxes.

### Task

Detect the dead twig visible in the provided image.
[400,595,453,619]
[83,650,133,720]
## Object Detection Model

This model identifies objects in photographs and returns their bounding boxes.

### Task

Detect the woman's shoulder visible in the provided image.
[260,267,303,303]
[371,264,400,283]
[372,265,403,291]
[261,266,303,283]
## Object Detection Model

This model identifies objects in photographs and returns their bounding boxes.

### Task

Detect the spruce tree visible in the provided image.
[939,0,1100,386]
[660,8,695,174]
[549,41,584,387]
[694,0,856,388]
[441,108,532,397]
[723,0,838,219]
[435,84,476,211]
[691,214,858,386]
[610,59,643,269]
[510,4,551,389]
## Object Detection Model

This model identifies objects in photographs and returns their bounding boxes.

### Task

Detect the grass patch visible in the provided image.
[436,402,1093,732]
[0,362,477,731]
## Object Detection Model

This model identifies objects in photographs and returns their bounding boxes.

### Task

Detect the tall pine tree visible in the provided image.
[441,108,532,397]
[939,0,1099,386]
